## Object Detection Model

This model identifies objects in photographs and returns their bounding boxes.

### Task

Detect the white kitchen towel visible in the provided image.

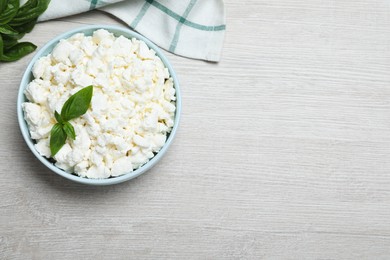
[38,0,226,62]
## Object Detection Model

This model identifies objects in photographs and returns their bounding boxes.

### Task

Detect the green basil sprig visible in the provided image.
[50,86,93,156]
[0,0,50,62]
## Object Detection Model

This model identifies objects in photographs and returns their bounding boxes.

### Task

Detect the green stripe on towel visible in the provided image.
[169,0,197,52]
[147,0,225,31]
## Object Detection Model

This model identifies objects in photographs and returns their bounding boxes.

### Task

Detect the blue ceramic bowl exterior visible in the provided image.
[17,25,181,185]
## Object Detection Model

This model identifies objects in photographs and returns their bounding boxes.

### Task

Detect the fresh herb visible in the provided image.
[50,123,67,156]
[50,86,93,156]
[0,0,50,62]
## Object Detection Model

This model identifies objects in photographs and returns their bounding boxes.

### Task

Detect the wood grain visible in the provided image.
[1,0,390,259]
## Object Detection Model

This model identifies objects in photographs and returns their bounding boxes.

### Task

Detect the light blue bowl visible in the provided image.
[17,25,181,185]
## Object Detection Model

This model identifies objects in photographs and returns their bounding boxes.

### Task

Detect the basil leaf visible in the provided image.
[9,0,49,26]
[0,0,50,62]
[0,0,19,25]
[9,11,40,26]
[2,33,23,50]
[0,24,18,35]
[0,41,36,61]
[2,35,17,49]
[54,110,63,124]
[0,0,8,14]
[61,86,93,121]
[20,0,49,15]
[17,0,38,14]
[50,123,67,156]
[49,86,93,157]
[11,18,37,34]
[0,34,3,56]
[2,31,24,40]
[63,122,76,140]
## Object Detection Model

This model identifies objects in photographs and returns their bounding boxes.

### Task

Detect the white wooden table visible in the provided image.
[1,1,390,259]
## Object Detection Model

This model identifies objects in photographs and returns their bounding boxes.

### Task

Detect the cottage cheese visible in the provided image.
[22,29,176,179]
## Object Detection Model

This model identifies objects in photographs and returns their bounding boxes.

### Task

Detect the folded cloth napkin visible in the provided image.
[37,0,226,62]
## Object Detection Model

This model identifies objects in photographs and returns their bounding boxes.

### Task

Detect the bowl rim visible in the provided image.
[17,24,181,185]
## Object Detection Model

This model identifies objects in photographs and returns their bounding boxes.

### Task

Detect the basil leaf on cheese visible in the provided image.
[50,123,67,156]
[61,85,93,122]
